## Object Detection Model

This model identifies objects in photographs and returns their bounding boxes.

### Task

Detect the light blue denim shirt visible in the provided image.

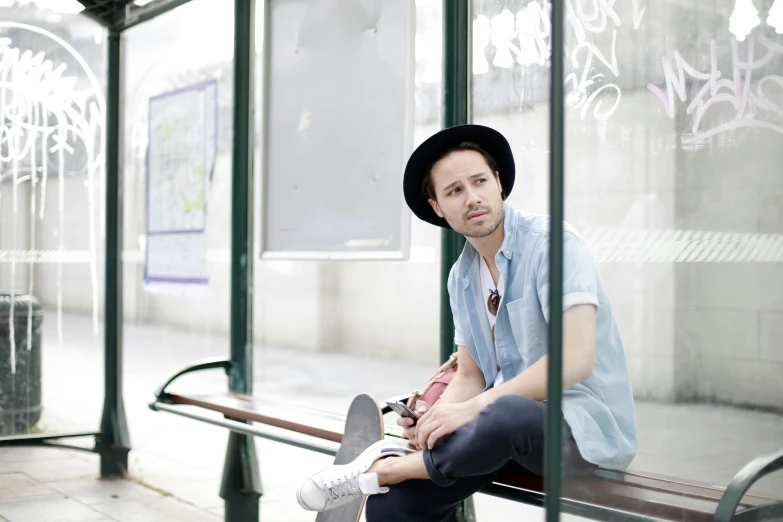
[448,203,637,469]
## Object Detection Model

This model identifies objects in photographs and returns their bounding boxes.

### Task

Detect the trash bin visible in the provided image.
[0,293,43,436]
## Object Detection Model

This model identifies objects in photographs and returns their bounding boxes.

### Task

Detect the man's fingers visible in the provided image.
[417,404,436,425]
[396,416,414,428]
[417,430,428,451]
[427,426,448,450]
[415,421,427,449]
[417,417,436,450]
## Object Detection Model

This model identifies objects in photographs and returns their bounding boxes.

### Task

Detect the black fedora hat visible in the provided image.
[403,124,515,229]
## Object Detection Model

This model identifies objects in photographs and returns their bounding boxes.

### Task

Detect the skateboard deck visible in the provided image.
[316,393,384,522]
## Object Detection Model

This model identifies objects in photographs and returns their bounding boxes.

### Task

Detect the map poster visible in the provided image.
[145,79,217,286]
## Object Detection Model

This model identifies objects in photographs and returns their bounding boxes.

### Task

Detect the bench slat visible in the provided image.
[594,469,776,508]
[167,392,345,443]
[569,480,720,522]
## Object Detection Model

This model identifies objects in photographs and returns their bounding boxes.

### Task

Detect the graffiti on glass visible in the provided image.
[648,35,783,142]
[473,0,646,120]
[0,22,104,366]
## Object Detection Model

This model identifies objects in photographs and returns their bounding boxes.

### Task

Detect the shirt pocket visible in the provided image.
[506,297,542,359]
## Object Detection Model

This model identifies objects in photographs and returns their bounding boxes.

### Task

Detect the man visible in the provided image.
[296,124,637,520]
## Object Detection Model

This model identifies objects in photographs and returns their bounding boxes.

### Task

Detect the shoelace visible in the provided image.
[326,471,361,504]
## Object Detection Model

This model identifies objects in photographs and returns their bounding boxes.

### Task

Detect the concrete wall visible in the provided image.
[673,127,783,408]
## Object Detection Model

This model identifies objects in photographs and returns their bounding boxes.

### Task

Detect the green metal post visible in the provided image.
[98,29,131,478]
[439,0,470,366]
[545,0,566,521]
[220,0,261,520]
[442,2,474,521]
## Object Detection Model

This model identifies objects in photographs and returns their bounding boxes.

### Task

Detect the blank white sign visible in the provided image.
[259,0,414,260]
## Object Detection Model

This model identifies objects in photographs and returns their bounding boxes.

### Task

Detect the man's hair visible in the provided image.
[421,141,502,201]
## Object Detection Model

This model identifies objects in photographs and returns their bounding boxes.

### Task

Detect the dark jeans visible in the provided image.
[365,395,593,522]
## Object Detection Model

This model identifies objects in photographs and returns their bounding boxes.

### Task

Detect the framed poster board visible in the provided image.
[259,0,415,260]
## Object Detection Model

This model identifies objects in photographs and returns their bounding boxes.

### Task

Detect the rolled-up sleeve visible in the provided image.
[536,231,599,323]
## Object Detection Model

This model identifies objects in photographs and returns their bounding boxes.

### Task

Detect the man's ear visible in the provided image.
[428,198,443,218]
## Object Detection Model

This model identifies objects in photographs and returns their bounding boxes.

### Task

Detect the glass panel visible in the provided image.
[473,0,783,519]
[252,0,443,416]
[0,5,106,437]
[559,0,783,516]
[250,1,444,517]
[471,0,552,518]
[120,0,235,500]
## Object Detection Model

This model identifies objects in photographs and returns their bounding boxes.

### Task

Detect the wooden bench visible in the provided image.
[150,358,783,522]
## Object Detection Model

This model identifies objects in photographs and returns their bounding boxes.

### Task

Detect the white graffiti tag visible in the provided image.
[648,35,783,141]
[0,22,104,369]
[474,0,645,120]
[564,0,623,120]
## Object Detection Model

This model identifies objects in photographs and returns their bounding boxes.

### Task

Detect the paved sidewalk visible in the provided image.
[0,446,219,522]
[1,311,781,521]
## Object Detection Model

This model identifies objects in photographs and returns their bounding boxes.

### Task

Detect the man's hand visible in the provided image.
[397,401,429,450]
[416,400,482,450]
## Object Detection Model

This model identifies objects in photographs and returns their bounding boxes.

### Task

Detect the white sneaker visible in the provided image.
[296,440,404,512]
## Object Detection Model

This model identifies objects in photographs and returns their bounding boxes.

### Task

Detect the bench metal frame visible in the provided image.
[151,358,783,522]
[0,432,102,455]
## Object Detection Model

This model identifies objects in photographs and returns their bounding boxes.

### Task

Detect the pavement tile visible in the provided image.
[15,459,96,483]
[0,474,57,499]
[92,496,220,522]
[0,495,106,522]
[0,448,76,464]
[48,477,164,506]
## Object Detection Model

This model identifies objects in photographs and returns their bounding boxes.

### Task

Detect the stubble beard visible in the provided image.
[447,203,505,239]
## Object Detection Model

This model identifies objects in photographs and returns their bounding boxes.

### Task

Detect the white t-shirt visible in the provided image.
[454,256,505,388]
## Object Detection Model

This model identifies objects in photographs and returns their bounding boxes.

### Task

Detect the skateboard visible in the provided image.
[316,393,384,522]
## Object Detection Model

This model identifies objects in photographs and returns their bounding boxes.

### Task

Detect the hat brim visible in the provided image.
[403,124,515,229]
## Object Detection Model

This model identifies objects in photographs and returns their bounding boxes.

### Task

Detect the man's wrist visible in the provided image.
[472,391,493,412]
